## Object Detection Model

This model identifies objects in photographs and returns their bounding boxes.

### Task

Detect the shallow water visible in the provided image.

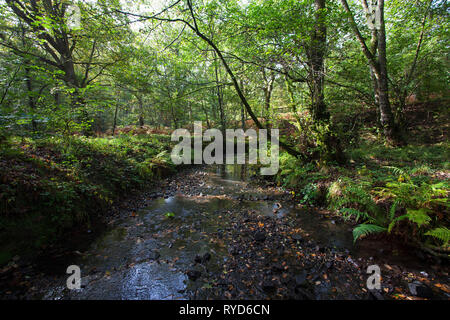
[42,163,428,300]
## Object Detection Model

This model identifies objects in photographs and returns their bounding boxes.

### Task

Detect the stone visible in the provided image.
[202,252,211,262]
[295,272,308,287]
[408,281,433,298]
[148,250,160,260]
[186,270,201,281]
[262,280,276,293]
[254,231,266,242]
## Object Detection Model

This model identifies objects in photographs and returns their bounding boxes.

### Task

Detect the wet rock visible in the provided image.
[262,280,276,293]
[271,263,284,273]
[202,252,211,262]
[254,231,266,242]
[295,286,314,300]
[368,289,384,300]
[291,234,303,241]
[408,281,433,298]
[194,252,211,264]
[148,250,160,261]
[136,249,160,263]
[186,270,201,281]
[295,272,308,287]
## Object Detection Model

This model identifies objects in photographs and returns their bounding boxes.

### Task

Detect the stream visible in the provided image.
[27,164,448,300]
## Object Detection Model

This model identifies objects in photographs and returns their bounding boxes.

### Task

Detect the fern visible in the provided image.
[384,166,411,181]
[405,208,432,226]
[388,208,431,233]
[353,224,387,243]
[332,183,379,215]
[425,227,450,246]
[389,199,400,219]
[151,150,168,165]
[339,208,374,223]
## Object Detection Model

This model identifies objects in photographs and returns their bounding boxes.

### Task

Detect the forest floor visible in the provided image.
[1,164,448,300]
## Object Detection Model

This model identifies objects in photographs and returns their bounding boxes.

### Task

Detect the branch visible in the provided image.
[0,41,61,69]
[339,0,380,76]
[405,0,433,88]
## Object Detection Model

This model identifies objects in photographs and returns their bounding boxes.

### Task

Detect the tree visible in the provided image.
[340,0,402,145]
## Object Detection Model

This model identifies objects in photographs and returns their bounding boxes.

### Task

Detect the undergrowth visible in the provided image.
[277,139,450,256]
[0,133,174,264]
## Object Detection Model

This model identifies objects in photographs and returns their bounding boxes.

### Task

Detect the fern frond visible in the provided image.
[405,208,431,226]
[388,208,431,232]
[425,227,450,246]
[388,214,408,233]
[384,166,409,179]
[353,224,387,243]
[389,200,400,220]
[339,208,373,223]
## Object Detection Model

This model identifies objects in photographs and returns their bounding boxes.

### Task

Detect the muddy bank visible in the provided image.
[1,164,449,300]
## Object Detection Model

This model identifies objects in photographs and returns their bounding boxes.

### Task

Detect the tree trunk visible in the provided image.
[112,99,119,136]
[184,0,303,158]
[340,0,403,145]
[262,68,275,125]
[307,0,344,162]
[240,79,246,130]
[376,0,400,144]
[137,95,144,127]
[310,0,329,123]
[213,52,226,138]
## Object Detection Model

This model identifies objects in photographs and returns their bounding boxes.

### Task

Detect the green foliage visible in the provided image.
[277,153,327,187]
[424,227,450,246]
[0,134,174,262]
[339,208,374,223]
[328,164,449,246]
[353,224,387,243]
[328,177,379,217]
[375,166,448,232]
[0,0,448,263]
[299,183,319,205]
[164,212,176,219]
